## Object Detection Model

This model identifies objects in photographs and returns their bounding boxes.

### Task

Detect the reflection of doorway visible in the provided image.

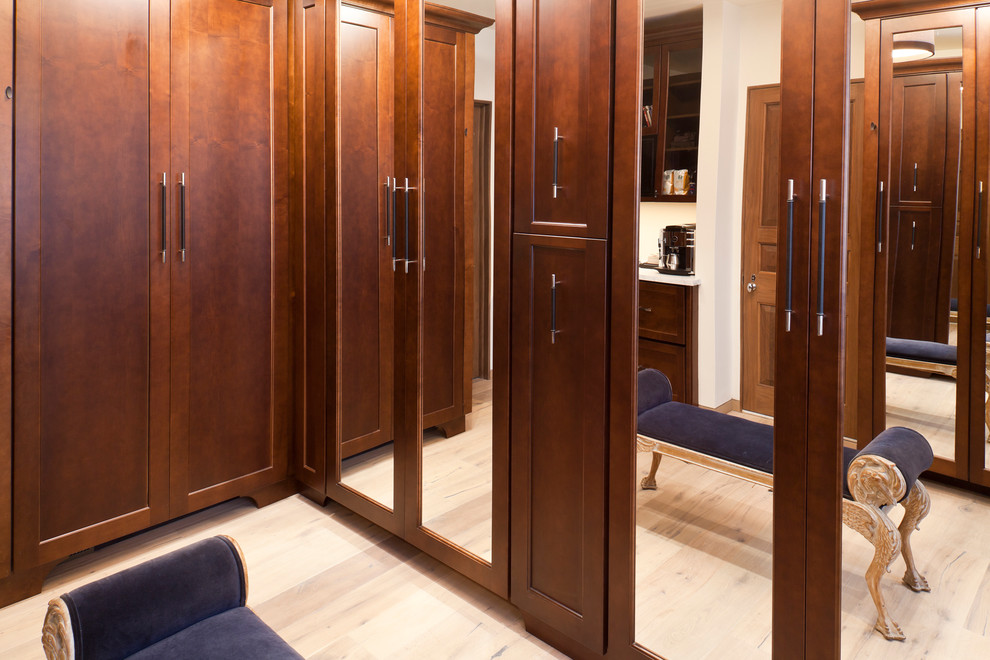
[473,101,492,379]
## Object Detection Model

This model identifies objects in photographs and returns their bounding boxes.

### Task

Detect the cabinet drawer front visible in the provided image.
[638,339,687,403]
[638,281,686,343]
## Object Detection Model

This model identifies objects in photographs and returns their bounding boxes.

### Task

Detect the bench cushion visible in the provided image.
[885,337,956,365]
[848,426,933,500]
[638,368,674,414]
[639,400,775,474]
[127,608,303,660]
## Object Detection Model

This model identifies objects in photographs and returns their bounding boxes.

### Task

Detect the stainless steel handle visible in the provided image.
[384,177,392,247]
[552,127,562,199]
[785,179,795,332]
[910,220,916,251]
[913,162,918,192]
[420,180,426,273]
[159,173,167,263]
[638,306,652,313]
[391,178,398,270]
[747,282,757,293]
[551,274,561,344]
[816,179,827,337]
[179,173,186,262]
[978,181,984,260]
[402,178,417,274]
[876,181,884,253]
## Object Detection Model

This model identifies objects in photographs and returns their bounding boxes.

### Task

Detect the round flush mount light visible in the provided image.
[893,32,936,63]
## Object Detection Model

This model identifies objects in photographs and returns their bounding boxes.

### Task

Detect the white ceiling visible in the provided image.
[430,0,495,20]
[643,0,777,20]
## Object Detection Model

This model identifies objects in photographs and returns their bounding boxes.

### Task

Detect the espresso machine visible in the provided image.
[658,224,696,274]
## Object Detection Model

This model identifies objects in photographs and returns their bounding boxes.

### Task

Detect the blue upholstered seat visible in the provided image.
[885,337,957,365]
[636,369,933,501]
[49,536,301,660]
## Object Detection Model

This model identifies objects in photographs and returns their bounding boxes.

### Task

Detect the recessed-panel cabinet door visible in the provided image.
[510,233,608,651]
[513,0,611,238]
[13,0,170,567]
[169,0,290,514]
[422,23,467,432]
[337,5,395,459]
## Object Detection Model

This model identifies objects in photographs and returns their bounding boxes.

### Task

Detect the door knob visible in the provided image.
[747,282,757,293]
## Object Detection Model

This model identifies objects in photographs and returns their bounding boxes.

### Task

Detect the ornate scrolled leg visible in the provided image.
[641,452,662,490]
[843,499,905,641]
[898,481,931,592]
[42,597,74,660]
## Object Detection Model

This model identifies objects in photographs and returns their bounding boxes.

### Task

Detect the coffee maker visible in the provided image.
[658,224,696,274]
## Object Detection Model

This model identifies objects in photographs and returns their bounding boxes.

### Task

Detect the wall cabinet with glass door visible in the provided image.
[641,16,701,202]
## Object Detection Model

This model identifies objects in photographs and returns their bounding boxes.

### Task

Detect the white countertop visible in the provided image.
[638,266,701,286]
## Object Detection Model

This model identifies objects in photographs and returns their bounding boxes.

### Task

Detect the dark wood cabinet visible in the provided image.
[513,0,611,239]
[885,70,960,343]
[637,280,698,404]
[0,0,11,583]
[7,0,290,593]
[338,4,396,459]
[510,233,608,652]
[641,19,702,202]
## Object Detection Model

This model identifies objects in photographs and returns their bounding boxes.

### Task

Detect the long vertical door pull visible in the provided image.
[876,181,884,253]
[384,177,392,247]
[785,179,795,331]
[160,174,167,263]
[179,173,187,262]
[403,178,414,273]
[978,181,984,259]
[913,162,918,192]
[550,274,560,344]
[552,127,561,199]
[816,179,827,336]
[391,178,399,270]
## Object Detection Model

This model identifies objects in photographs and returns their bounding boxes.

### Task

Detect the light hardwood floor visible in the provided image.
[885,370,957,462]
[0,495,565,660]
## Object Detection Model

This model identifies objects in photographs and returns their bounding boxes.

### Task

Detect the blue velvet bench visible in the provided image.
[636,368,935,641]
[41,536,302,660]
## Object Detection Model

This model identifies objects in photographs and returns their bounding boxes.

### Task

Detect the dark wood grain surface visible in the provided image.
[0,0,12,580]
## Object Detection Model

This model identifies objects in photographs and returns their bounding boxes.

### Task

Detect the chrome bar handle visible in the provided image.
[179,173,187,262]
[785,179,795,332]
[403,178,417,274]
[551,273,561,344]
[876,181,884,253]
[978,181,984,260]
[910,220,916,250]
[913,163,918,192]
[384,177,392,247]
[552,127,561,199]
[420,180,426,273]
[391,178,399,270]
[816,179,827,337]
[159,173,167,263]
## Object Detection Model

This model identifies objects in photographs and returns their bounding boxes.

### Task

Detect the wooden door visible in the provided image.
[421,23,467,433]
[886,206,947,340]
[510,233,608,651]
[972,6,990,487]
[336,5,395,459]
[740,85,781,417]
[13,0,171,567]
[169,0,290,514]
[513,0,611,238]
[0,0,11,581]
[889,74,947,207]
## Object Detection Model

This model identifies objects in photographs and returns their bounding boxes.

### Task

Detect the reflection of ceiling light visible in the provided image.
[893,31,935,63]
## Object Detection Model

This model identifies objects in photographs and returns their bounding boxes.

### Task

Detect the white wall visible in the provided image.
[640,0,783,408]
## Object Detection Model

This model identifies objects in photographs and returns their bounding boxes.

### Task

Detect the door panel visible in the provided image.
[337,5,394,459]
[513,0,611,238]
[510,233,607,650]
[0,0,11,580]
[741,85,781,416]
[170,0,290,512]
[13,0,169,565]
[890,73,947,207]
[887,207,946,340]
[422,24,466,431]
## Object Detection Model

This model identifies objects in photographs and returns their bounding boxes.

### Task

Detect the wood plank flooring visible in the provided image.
[0,495,564,660]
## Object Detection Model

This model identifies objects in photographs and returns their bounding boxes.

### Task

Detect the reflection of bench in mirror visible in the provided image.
[636,369,934,641]
[885,335,990,434]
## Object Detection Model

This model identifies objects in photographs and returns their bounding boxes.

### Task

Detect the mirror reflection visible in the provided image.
[338,1,397,510]
[419,0,496,562]
[635,0,779,655]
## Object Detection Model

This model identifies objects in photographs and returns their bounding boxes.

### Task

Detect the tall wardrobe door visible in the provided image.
[513,0,611,239]
[337,5,394,460]
[510,234,608,651]
[422,23,467,432]
[169,0,290,514]
[13,0,170,566]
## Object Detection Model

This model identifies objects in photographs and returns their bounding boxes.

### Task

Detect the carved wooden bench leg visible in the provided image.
[843,499,905,641]
[898,481,931,592]
[641,452,662,490]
